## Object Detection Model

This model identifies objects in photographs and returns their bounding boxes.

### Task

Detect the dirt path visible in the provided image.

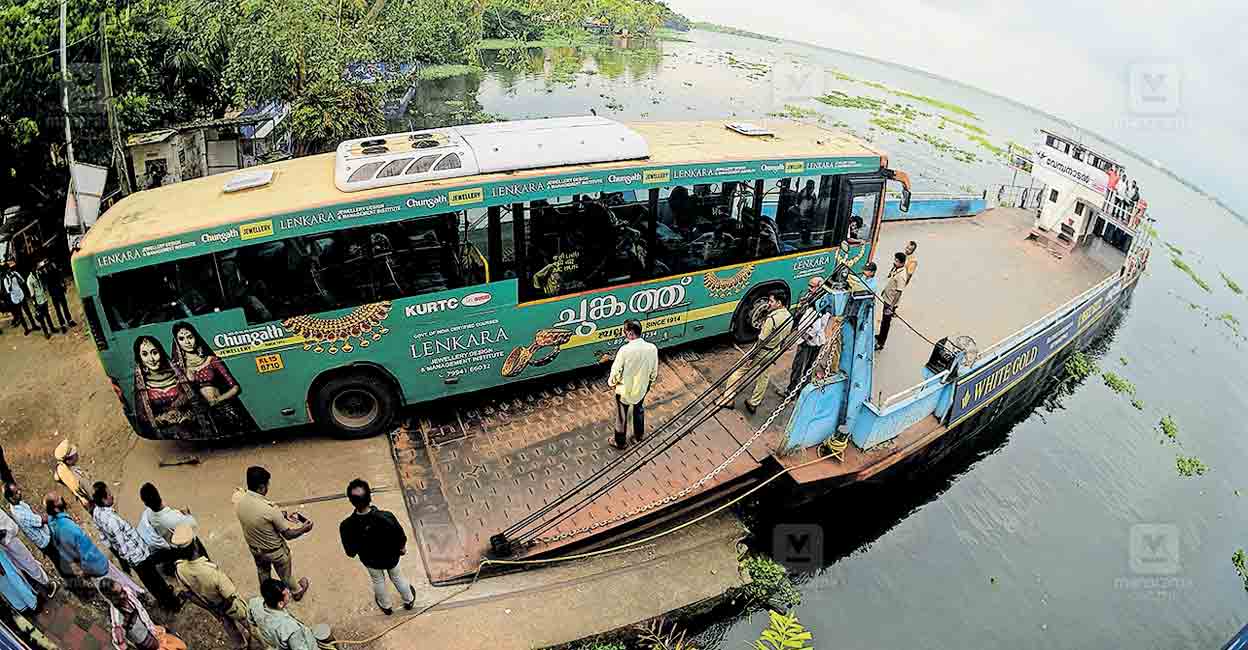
[0,299,747,650]
[0,303,234,649]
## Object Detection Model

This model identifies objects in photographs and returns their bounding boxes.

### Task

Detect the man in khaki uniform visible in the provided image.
[234,467,313,600]
[875,252,910,351]
[721,291,793,414]
[172,525,267,650]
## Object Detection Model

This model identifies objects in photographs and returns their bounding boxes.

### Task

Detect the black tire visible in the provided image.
[310,371,400,439]
[732,285,790,344]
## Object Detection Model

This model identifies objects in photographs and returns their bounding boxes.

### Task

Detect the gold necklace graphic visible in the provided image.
[702,264,755,298]
[283,302,393,354]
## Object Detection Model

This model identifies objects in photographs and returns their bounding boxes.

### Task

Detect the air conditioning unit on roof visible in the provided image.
[334,116,650,193]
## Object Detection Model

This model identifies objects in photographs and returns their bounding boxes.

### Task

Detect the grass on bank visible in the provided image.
[416,63,483,80]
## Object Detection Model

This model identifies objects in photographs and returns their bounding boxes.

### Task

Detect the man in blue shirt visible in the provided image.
[4,483,67,578]
[44,494,145,596]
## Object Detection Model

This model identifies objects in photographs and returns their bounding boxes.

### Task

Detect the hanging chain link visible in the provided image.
[530,354,821,547]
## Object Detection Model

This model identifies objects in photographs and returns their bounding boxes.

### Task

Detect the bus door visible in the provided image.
[832,174,885,268]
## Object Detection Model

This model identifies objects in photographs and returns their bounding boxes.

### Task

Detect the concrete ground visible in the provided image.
[116,430,746,649]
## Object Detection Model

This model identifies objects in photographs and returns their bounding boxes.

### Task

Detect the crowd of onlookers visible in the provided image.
[0,442,420,650]
[1,254,76,339]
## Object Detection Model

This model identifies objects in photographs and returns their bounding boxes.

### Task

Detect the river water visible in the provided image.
[403,30,1248,649]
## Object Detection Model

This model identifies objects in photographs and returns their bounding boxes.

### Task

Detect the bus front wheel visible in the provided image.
[732,284,790,344]
[311,371,400,439]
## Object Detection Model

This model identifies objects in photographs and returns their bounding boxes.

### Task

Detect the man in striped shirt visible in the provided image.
[91,483,180,610]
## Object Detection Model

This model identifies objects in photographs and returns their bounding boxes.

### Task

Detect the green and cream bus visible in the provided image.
[74,117,909,440]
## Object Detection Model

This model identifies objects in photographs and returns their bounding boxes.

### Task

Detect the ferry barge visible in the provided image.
[395,127,1151,583]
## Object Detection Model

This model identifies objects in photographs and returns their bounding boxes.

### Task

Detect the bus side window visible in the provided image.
[520,193,652,301]
[771,175,834,252]
[97,255,226,331]
[364,213,466,302]
[652,182,769,275]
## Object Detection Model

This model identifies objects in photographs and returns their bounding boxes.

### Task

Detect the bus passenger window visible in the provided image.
[98,255,226,330]
[520,193,652,301]
[364,213,467,302]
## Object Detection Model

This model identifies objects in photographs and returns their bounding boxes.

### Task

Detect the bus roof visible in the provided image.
[78,120,882,256]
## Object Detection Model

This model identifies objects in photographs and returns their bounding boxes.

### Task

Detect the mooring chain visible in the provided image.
[531,356,820,547]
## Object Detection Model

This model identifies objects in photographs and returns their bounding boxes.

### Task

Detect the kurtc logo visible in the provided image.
[1128,62,1180,115]
[1129,523,1180,575]
[772,524,823,571]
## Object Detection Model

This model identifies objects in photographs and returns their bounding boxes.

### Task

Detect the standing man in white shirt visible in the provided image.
[783,276,831,395]
[608,319,659,450]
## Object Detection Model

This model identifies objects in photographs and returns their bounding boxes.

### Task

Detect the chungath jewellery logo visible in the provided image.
[1128,62,1181,116]
[406,194,449,211]
[1115,523,1192,601]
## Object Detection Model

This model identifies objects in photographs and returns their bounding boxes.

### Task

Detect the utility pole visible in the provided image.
[60,0,84,231]
[99,14,131,196]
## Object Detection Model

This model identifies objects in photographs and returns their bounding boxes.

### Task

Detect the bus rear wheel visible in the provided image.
[311,371,400,439]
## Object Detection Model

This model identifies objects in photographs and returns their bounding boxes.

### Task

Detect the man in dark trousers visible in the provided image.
[36,259,75,332]
[607,319,659,449]
[338,479,416,615]
[2,261,36,336]
[876,251,909,351]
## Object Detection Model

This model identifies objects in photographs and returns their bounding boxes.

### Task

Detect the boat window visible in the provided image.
[1050,189,1059,203]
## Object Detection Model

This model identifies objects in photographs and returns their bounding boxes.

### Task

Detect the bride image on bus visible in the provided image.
[133,335,203,440]
[171,321,258,437]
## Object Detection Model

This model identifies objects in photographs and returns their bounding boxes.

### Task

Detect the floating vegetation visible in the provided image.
[1101,371,1135,395]
[1219,313,1241,327]
[941,116,987,135]
[1222,272,1243,295]
[1234,550,1248,593]
[967,134,1006,158]
[1120,356,1129,366]
[1131,398,1144,410]
[721,53,771,79]
[1159,415,1179,440]
[1171,257,1212,292]
[891,91,979,120]
[1164,242,1183,256]
[1176,455,1208,477]
[1065,351,1097,382]
[739,554,801,609]
[815,91,886,111]
[767,104,821,120]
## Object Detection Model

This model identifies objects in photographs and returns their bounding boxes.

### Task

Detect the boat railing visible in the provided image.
[1099,189,1147,233]
[885,191,984,201]
[879,368,950,410]
[990,184,1043,210]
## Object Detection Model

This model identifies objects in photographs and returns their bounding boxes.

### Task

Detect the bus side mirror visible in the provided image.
[899,189,912,213]
[884,168,912,213]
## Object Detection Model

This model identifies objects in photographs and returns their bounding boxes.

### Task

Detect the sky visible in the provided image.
[668,0,1248,218]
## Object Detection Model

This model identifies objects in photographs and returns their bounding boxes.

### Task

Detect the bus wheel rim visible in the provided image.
[332,388,380,429]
